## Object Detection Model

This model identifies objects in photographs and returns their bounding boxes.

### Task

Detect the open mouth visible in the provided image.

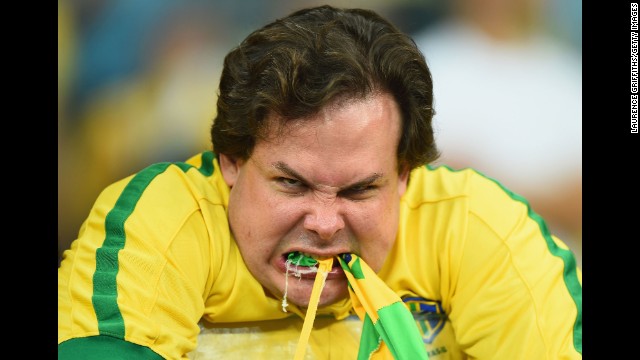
[280,251,347,312]
[287,251,320,267]
[283,251,345,278]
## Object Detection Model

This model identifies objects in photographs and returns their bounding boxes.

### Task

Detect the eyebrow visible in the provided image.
[272,161,384,190]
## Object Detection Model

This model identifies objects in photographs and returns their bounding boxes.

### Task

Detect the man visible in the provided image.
[58,5,582,359]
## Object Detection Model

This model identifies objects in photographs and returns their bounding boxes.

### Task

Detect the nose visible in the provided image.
[303,199,345,240]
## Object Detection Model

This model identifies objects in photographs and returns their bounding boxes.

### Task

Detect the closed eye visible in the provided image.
[276,177,306,193]
[279,177,300,186]
[339,184,378,200]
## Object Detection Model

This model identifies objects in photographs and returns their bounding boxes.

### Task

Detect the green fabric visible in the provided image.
[375,302,429,359]
[58,336,163,360]
[339,253,429,359]
[92,155,217,339]
[93,163,172,338]
[287,251,318,266]
[357,314,382,360]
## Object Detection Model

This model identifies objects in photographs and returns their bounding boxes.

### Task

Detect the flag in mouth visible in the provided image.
[282,251,327,312]
[283,252,334,360]
[338,253,429,360]
[284,252,429,360]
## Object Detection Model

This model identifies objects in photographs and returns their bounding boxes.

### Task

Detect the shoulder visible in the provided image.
[99,151,227,207]
[87,151,230,247]
[404,164,507,204]
[404,165,533,238]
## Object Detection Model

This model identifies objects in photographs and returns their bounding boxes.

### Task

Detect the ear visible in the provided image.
[218,153,244,187]
[397,165,411,197]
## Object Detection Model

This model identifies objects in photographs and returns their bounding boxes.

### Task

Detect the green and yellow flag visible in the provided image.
[338,254,429,360]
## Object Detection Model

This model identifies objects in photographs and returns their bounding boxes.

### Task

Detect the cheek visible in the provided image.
[227,176,271,247]
[229,176,302,248]
[351,194,400,270]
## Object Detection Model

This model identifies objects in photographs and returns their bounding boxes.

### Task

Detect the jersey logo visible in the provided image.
[402,296,447,344]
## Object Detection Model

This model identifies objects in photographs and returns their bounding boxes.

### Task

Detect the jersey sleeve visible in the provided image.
[58,162,219,359]
[447,172,582,359]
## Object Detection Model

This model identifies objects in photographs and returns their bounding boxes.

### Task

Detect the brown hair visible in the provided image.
[211,5,439,170]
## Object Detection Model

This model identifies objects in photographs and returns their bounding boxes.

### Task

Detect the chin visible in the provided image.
[284,278,350,309]
[318,285,349,308]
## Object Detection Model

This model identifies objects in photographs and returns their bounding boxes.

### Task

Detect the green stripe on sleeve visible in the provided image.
[489,180,582,355]
[91,152,217,339]
[92,163,172,338]
[198,151,215,176]
[58,336,163,360]
[174,151,216,176]
[427,164,582,354]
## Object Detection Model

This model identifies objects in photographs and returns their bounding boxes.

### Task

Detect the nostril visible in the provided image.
[303,211,345,240]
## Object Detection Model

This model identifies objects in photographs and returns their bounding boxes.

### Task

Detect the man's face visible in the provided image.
[219,92,409,308]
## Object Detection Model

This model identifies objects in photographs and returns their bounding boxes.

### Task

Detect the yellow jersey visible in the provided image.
[58,151,582,359]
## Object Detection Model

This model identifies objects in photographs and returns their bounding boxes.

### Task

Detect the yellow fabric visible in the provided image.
[341,256,399,324]
[294,258,334,360]
[58,153,582,359]
[382,165,582,359]
[339,254,428,360]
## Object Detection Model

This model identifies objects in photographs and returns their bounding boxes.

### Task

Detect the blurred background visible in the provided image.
[58,0,582,267]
